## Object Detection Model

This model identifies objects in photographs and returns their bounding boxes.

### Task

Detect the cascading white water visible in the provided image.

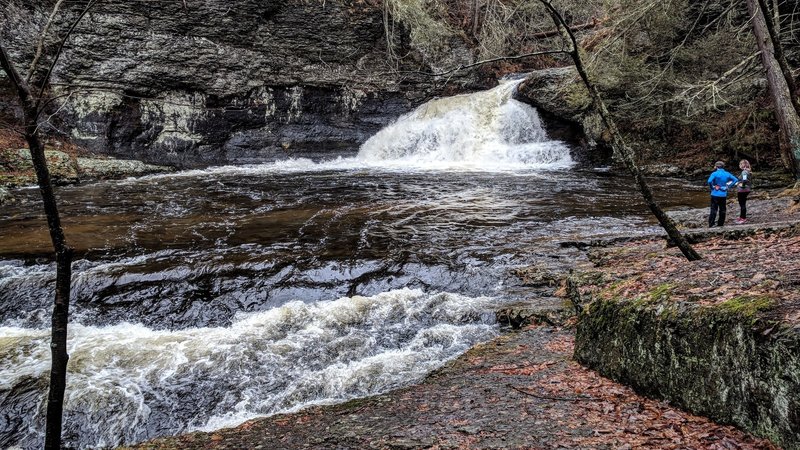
[0,288,498,449]
[357,80,573,171]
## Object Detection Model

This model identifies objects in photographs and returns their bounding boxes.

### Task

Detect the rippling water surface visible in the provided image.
[0,81,708,449]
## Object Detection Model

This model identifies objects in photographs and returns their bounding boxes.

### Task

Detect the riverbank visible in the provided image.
[572,191,800,449]
[0,129,172,205]
[125,190,799,449]
[0,146,171,190]
[127,325,776,450]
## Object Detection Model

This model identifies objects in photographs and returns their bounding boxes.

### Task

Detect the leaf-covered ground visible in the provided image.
[580,192,800,325]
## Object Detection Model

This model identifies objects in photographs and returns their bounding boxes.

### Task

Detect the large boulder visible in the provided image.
[575,298,800,449]
[515,67,591,121]
[514,67,611,164]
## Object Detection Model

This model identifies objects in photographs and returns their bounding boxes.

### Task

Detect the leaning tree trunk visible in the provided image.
[0,43,73,450]
[756,0,800,115]
[747,0,800,180]
[537,0,701,261]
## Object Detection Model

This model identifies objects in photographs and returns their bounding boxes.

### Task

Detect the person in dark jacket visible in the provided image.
[707,161,739,227]
[735,159,753,224]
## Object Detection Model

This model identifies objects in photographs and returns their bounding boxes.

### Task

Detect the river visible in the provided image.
[0,81,708,449]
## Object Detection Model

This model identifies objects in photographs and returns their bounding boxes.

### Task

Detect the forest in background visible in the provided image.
[381,0,799,172]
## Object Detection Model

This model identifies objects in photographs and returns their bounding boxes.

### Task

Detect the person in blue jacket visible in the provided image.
[707,161,739,227]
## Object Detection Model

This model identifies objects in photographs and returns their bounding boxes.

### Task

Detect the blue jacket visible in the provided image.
[708,168,739,197]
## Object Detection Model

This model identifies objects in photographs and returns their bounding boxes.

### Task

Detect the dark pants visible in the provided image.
[709,196,727,227]
[738,191,749,219]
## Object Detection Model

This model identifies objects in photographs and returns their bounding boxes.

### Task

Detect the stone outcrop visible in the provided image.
[513,67,611,165]
[574,288,800,448]
[0,147,171,186]
[1,0,480,168]
[76,157,172,179]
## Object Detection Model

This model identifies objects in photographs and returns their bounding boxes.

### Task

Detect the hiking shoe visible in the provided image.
[736,218,747,224]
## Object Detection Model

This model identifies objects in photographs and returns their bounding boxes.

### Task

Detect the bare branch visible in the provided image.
[27,0,67,83]
[530,17,602,39]
[675,52,761,116]
[35,0,102,108]
[509,384,600,402]
[401,49,569,77]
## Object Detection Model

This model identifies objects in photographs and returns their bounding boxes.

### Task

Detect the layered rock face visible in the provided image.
[2,0,477,167]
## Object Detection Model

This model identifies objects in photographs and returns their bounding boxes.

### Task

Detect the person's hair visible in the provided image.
[739,159,752,171]
[714,161,725,168]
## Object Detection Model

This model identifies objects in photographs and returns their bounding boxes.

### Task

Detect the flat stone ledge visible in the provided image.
[495,296,574,328]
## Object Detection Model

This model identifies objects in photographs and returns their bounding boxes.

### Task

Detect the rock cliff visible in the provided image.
[1,0,480,167]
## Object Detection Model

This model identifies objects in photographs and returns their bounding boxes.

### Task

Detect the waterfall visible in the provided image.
[357,80,573,171]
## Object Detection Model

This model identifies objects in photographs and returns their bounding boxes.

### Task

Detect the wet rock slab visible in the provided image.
[128,326,774,450]
[495,297,574,328]
[76,157,170,179]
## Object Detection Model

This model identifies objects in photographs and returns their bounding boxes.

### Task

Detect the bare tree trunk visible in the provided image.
[471,0,481,37]
[537,0,701,261]
[1,42,73,450]
[0,3,99,446]
[755,0,799,114]
[748,0,800,180]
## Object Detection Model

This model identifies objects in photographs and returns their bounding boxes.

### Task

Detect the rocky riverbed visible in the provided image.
[126,325,776,450]
[123,188,800,450]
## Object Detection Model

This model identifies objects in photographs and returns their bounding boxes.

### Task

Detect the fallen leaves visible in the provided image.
[578,227,800,323]
[505,338,778,450]
[482,360,556,375]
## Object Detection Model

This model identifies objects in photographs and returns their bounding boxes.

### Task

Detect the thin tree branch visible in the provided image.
[27,0,67,83]
[530,17,601,39]
[509,384,600,402]
[401,49,569,77]
[35,0,101,108]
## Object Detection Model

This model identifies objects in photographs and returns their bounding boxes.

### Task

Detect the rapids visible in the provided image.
[0,81,707,448]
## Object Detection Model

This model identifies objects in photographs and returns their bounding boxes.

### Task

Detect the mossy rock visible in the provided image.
[515,67,590,122]
[45,150,79,183]
[575,297,799,448]
[0,148,78,184]
[0,148,35,172]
